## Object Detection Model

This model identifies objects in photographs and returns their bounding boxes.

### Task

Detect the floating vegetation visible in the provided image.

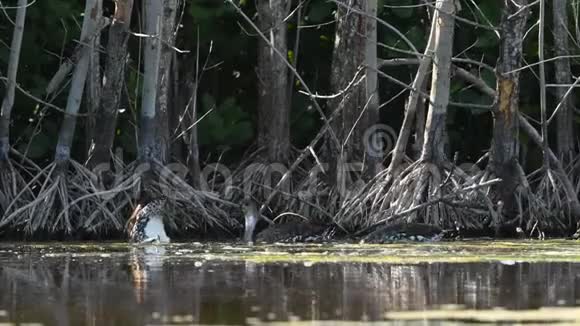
[4,240,580,264]
[384,307,580,324]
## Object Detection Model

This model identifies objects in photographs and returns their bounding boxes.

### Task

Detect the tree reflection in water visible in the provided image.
[0,245,579,324]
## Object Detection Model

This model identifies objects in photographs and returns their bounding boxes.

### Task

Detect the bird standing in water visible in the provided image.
[242,198,334,243]
[127,198,171,244]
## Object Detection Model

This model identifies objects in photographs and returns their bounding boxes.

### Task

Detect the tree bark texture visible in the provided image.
[0,0,27,160]
[326,0,378,186]
[170,52,184,163]
[139,0,163,162]
[184,68,202,189]
[552,0,576,161]
[86,0,102,159]
[55,0,100,163]
[490,0,529,215]
[256,0,291,163]
[365,0,380,175]
[387,7,438,174]
[155,0,178,164]
[88,0,134,168]
[420,0,455,164]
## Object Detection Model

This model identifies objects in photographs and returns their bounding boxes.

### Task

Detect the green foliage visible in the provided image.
[380,0,427,54]
[16,131,52,159]
[1,0,83,161]
[117,127,138,157]
[197,94,253,148]
[0,0,574,172]
[474,31,497,49]
[472,1,502,25]
[189,0,235,22]
[404,26,426,50]
[388,0,414,19]
[14,114,58,160]
[186,0,247,61]
[306,0,334,23]
[290,94,318,146]
[481,69,496,89]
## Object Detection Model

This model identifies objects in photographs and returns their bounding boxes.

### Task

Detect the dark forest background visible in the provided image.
[1,0,579,239]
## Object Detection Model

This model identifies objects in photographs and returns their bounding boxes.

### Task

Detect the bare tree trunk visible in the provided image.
[411,11,433,160]
[171,52,202,188]
[170,52,185,163]
[454,65,580,221]
[55,0,100,163]
[0,0,27,215]
[256,0,291,163]
[0,0,27,160]
[420,0,455,163]
[155,0,178,164]
[139,0,164,162]
[412,79,428,160]
[490,0,529,216]
[539,0,549,169]
[387,10,438,175]
[365,0,380,175]
[187,80,202,189]
[87,0,134,169]
[552,0,576,162]
[185,57,202,189]
[326,0,378,187]
[86,0,103,159]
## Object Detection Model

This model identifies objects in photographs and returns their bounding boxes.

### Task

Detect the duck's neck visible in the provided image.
[244,208,259,243]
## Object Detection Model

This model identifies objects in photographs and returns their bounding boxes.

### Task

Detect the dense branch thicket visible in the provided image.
[1,0,580,239]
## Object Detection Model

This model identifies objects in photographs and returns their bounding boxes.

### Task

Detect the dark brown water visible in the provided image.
[1,241,580,325]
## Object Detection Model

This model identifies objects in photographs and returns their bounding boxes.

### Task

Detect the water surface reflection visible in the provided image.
[0,242,579,325]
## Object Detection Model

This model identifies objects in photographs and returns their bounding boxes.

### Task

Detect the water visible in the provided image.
[1,241,580,325]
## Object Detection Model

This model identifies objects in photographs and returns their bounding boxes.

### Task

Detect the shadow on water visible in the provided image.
[0,242,580,325]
